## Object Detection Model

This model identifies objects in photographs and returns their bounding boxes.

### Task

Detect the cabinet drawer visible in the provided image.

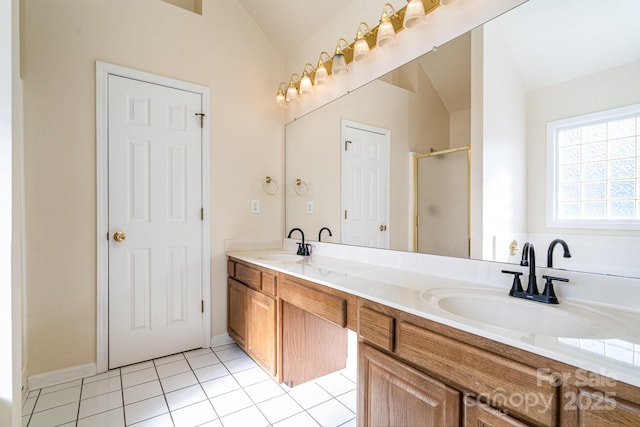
[235,263,262,290]
[359,306,394,352]
[280,279,346,327]
[397,321,558,426]
[261,271,277,297]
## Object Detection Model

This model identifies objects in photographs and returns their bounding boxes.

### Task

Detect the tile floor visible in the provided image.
[22,343,357,427]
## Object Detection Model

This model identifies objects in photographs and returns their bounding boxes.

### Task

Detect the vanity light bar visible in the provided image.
[275,0,440,107]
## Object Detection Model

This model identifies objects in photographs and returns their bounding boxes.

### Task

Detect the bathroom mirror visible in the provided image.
[285,0,640,278]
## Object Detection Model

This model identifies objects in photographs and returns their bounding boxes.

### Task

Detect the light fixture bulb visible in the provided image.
[299,71,313,94]
[404,0,426,28]
[285,76,298,102]
[275,89,285,107]
[353,23,370,61]
[377,4,397,47]
[314,63,328,85]
[332,53,348,75]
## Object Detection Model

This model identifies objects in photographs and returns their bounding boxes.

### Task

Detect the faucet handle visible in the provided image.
[502,270,524,296]
[304,243,312,256]
[540,275,569,304]
[296,242,305,256]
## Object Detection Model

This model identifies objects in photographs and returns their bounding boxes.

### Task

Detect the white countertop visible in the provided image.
[226,241,640,389]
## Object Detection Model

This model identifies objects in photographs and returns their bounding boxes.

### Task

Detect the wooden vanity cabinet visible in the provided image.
[227,259,277,376]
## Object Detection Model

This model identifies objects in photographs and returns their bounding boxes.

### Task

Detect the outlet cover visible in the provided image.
[250,199,260,214]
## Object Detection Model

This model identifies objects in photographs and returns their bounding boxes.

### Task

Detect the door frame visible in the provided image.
[95,61,211,373]
[340,119,391,248]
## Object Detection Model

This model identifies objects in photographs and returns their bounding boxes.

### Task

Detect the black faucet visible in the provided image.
[318,227,333,242]
[520,242,538,296]
[501,241,567,304]
[547,239,571,268]
[288,228,310,256]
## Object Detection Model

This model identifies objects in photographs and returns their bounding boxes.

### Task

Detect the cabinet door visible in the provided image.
[358,343,461,427]
[573,388,640,426]
[246,288,277,376]
[465,398,528,427]
[227,278,247,348]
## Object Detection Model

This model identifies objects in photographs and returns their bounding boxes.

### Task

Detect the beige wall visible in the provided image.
[22,0,284,375]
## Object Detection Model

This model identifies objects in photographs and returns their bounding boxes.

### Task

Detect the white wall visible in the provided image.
[22,0,284,376]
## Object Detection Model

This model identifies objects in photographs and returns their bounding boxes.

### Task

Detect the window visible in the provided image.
[547,103,640,229]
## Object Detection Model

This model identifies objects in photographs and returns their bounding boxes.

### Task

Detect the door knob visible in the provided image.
[113,231,126,242]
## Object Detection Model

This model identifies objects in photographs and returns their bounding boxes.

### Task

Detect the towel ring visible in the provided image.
[262,176,278,196]
[294,178,308,196]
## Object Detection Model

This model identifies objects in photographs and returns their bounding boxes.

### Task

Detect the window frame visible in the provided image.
[546,103,640,230]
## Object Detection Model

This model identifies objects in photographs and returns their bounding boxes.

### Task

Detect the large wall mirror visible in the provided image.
[286,0,640,278]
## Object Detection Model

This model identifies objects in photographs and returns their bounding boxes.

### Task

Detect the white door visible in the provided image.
[108,75,203,368]
[342,121,390,248]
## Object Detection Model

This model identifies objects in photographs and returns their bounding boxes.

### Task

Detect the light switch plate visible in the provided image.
[306,201,313,214]
[251,199,260,214]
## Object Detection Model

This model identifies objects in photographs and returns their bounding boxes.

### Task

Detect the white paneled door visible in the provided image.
[342,121,390,249]
[108,75,203,368]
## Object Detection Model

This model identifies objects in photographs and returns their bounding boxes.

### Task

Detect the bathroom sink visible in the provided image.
[422,288,620,338]
[256,252,304,262]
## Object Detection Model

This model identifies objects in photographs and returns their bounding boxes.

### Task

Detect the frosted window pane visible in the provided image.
[582,123,606,143]
[582,201,605,218]
[583,182,605,200]
[609,201,634,218]
[558,128,581,147]
[559,146,581,165]
[608,117,635,139]
[608,159,635,180]
[559,183,580,201]
[559,202,579,219]
[609,180,635,199]
[582,142,606,162]
[582,162,606,181]
[560,165,580,183]
[608,137,635,159]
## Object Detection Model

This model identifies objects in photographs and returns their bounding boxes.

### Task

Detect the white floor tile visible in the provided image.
[223,355,258,373]
[220,405,269,427]
[155,359,191,379]
[160,371,198,393]
[315,372,356,397]
[232,366,271,387]
[121,361,154,375]
[183,348,213,359]
[28,390,39,398]
[257,393,304,424]
[77,406,125,426]
[171,400,218,427]
[129,413,174,427]
[198,420,223,427]
[124,395,169,425]
[165,384,207,411]
[78,389,123,418]
[28,401,79,427]
[39,379,81,396]
[194,363,229,383]
[273,411,322,427]
[122,367,159,389]
[186,352,220,370]
[81,375,122,399]
[153,353,185,366]
[83,368,121,385]
[22,396,36,414]
[337,389,357,413]
[123,380,163,405]
[243,379,285,403]
[213,346,246,362]
[33,385,81,413]
[306,399,355,427]
[339,417,357,427]
[287,381,333,409]
[200,375,241,398]
[209,389,253,417]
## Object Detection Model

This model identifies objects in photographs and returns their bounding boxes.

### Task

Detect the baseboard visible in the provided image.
[210,332,234,348]
[22,366,29,404]
[28,362,96,391]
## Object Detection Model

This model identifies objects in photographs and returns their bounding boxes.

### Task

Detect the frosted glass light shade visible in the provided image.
[314,64,328,85]
[353,38,370,61]
[285,83,298,101]
[275,91,285,107]
[299,74,313,94]
[332,53,348,75]
[404,0,425,28]
[377,20,395,47]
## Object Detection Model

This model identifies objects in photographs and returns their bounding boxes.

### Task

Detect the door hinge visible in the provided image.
[344,210,348,220]
[201,207,204,220]
[201,300,204,313]
[195,113,205,128]
[106,232,109,241]
[344,140,351,151]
